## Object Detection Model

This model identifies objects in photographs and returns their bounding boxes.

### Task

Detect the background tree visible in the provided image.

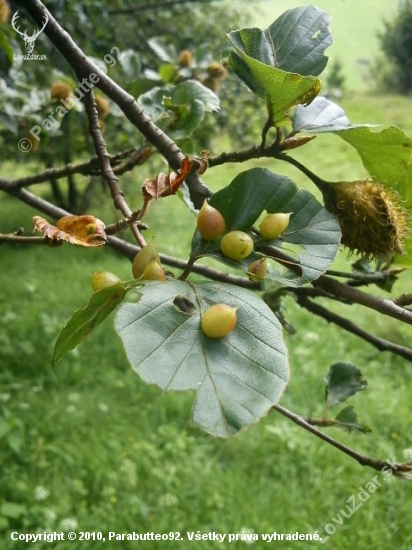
[372,0,412,94]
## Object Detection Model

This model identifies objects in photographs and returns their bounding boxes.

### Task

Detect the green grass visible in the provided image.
[227,0,398,92]
[1,94,412,549]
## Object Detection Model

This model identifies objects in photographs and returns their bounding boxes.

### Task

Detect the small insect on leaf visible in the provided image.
[33,215,107,247]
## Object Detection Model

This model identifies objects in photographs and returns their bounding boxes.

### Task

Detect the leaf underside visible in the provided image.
[192,168,341,286]
[115,280,289,438]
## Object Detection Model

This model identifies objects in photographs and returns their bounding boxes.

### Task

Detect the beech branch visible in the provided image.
[0,147,151,191]
[294,290,412,362]
[108,0,214,15]
[19,0,210,209]
[83,89,146,248]
[274,404,412,478]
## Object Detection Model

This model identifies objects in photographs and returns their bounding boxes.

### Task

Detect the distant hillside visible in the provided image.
[238,0,400,91]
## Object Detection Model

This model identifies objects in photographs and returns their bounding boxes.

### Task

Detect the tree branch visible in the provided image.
[4,186,258,288]
[294,290,412,362]
[274,404,412,478]
[0,147,149,191]
[83,88,146,248]
[18,0,210,208]
[108,0,214,15]
[315,274,412,325]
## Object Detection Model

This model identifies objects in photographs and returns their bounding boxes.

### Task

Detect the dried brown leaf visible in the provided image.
[33,215,107,247]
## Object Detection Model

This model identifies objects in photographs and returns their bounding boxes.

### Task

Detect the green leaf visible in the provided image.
[115,280,289,438]
[335,126,412,202]
[171,80,220,112]
[138,86,168,121]
[164,99,206,138]
[0,112,18,134]
[266,6,333,76]
[192,168,341,286]
[334,405,371,434]
[0,28,14,66]
[227,5,331,126]
[139,81,219,131]
[228,45,321,126]
[325,362,368,409]
[118,49,142,80]
[147,37,175,62]
[293,96,376,133]
[159,63,177,83]
[53,283,131,363]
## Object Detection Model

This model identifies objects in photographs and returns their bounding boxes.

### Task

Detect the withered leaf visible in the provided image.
[142,156,192,201]
[33,215,107,247]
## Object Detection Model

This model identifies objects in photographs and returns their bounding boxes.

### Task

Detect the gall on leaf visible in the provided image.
[33,215,107,247]
[141,156,192,201]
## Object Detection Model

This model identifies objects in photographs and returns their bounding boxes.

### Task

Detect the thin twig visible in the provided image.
[0,148,142,191]
[0,234,51,245]
[294,291,412,362]
[83,88,146,248]
[274,404,412,477]
[108,0,213,15]
[19,0,210,208]
[315,274,412,325]
[326,268,405,286]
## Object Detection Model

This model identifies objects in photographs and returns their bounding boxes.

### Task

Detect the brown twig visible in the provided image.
[108,0,213,15]
[83,88,146,248]
[19,0,210,208]
[315,274,412,325]
[0,233,50,245]
[0,148,143,191]
[326,268,405,287]
[294,290,412,362]
[274,404,412,477]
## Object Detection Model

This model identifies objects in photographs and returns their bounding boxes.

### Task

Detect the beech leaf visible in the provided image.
[142,156,192,200]
[325,362,368,409]
[33,215,107,247]
[115,280,289,437]
[191,168,341,286]
[54,283,131,363]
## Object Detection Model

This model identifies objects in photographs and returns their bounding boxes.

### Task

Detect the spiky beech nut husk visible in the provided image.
[132,238,161,279]
[92,270,121,292]
[321,180,410,260]
[197,199,226,241]
[259,213,291,240]
[178,49,193,67]
[248,257,267,281]
[0,0,11,23]
[95,95,110,119]
[143,258,166,281]
[201,304,237,338]
[50,82,73,101]
[220,231,254,261]
[206,61,227,79]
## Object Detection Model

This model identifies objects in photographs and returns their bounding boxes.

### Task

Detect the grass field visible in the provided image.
[1,91,412,549]
[236,0,399,92]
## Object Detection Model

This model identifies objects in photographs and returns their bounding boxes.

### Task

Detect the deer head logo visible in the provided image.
[11,11,48,54]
